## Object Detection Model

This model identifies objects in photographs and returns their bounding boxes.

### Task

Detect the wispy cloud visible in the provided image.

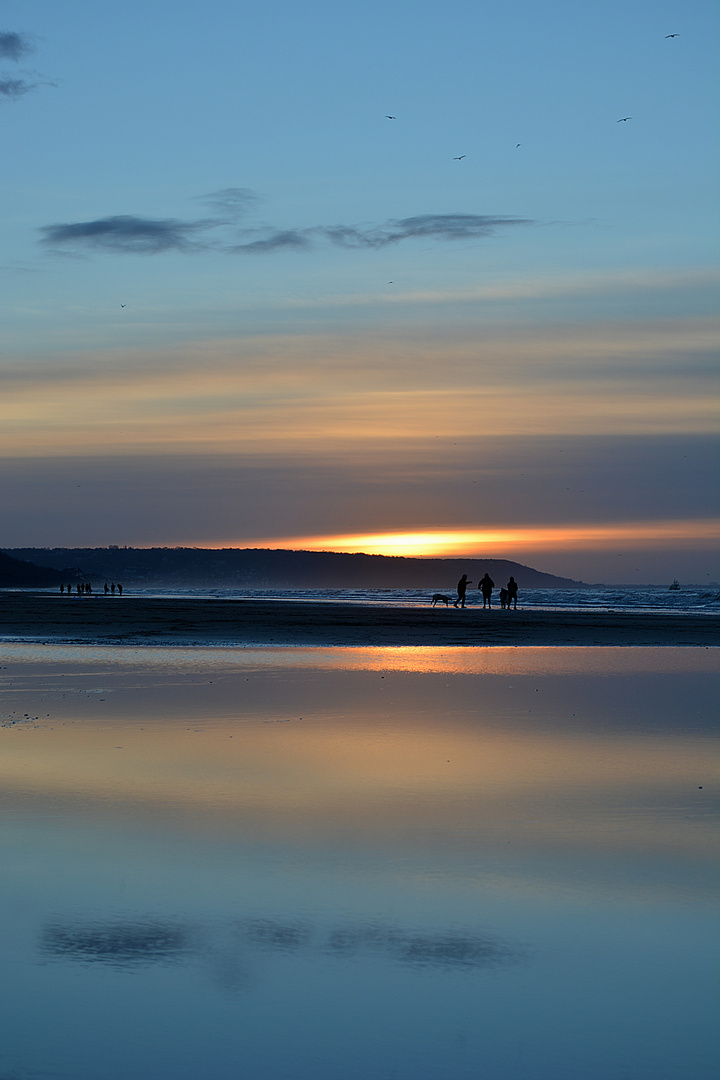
[0,76,35,99]
[193,187,259,218]
[40,193,535,256]
[0,30,35,61]
[318,214,531,249]
[232,228,313,253]
[0,29,54,100]
[229,214,532,253]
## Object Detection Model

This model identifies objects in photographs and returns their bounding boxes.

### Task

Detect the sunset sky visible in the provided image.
[1,0,718,583]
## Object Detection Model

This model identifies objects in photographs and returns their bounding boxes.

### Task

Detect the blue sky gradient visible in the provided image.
[1,0,718,582]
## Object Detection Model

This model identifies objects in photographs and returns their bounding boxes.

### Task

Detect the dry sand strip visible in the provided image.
[1,594,718,647]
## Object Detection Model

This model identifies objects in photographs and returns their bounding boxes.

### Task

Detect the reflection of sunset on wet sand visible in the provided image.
[1,643,718,1080]
[1,645,716,861]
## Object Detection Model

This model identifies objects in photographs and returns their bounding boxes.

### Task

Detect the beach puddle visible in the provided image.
[0,645,717,1080]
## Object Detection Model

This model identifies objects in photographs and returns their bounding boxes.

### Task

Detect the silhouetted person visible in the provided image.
[454,573,472,608]
[76,583,82,596]
[117,583,123,596]
[111,582,116,594]
[60,584,64,595]
[499,587,508,609]
[479,573,494,608]
[507,576,518,609]
[104,582,109,594]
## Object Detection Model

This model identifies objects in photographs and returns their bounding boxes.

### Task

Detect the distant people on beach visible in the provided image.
[117,583,123,595]
[111,582,116,594]
[499,587,508,609]
[454,574,472,608]
[104,582,109,594]
[479,573,494,608]
[507,576,518,609]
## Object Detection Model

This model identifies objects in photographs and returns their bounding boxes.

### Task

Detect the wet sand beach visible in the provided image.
[1,592,718,646]
[0,643,718,1080]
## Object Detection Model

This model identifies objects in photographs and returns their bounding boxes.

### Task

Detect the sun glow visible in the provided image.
[210,519,720,559]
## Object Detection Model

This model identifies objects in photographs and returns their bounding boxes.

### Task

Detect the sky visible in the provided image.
[1,0,718,584]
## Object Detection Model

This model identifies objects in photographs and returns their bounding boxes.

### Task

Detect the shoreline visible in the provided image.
[1,594,718,647]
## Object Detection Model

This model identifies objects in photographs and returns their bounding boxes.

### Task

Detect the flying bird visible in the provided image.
[665,33,679,37]
[453,155,466,160]
[385,115,396,119]
[617,116,632,122]
[120,304,126,308]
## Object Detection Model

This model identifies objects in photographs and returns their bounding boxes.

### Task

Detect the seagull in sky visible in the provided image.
[120,304,126,308]
[453,155,466,160]
[385,115,396,119]
[665,33,679,37]
[617,116,632,122]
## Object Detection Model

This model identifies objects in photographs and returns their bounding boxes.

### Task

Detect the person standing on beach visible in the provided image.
[454,574,472,608]
[479,573,494,608]
[507,576,518,609]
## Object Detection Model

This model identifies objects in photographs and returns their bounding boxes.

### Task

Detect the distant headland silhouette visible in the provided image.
[3,547,594,590]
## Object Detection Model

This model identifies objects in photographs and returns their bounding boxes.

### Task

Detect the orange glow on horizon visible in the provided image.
[204,519,720,558]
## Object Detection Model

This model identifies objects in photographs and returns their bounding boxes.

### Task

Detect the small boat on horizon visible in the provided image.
[669,579,680,590]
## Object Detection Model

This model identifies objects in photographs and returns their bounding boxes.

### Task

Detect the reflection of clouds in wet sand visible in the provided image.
[41,915,520,979]
[41,920,191,967]
[325,923,517,969]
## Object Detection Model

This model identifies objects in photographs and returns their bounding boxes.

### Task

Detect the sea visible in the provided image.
[122,583,720,615]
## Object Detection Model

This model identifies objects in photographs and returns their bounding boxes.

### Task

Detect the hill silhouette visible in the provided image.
[5,547,592,590]
[0,551,74,588]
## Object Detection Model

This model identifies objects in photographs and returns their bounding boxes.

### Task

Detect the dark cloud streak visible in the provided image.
[41,202,535,257]
[40,215,217,254]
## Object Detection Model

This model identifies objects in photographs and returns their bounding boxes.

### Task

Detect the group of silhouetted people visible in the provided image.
[60,581,123,596]
[60,582,92,596]
[453,573,518,609]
